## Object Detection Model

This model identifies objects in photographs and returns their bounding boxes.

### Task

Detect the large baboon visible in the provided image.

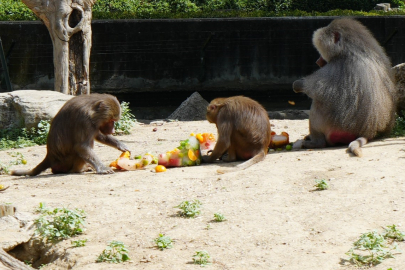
[293,18,397,157]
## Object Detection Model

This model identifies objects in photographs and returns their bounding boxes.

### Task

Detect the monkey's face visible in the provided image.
[99,119,116,135]
[96,97,121,135]
[312,25,342,63]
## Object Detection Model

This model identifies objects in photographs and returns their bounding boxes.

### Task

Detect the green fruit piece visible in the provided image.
[285,145,292,151]
[135,155,142,159]
[22,159,27,165]
[142,159,149,166]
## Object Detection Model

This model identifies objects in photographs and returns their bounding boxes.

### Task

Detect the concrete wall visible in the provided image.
[1,17,404,97]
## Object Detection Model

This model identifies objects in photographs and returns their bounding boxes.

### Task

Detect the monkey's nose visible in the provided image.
[292,79,305,93]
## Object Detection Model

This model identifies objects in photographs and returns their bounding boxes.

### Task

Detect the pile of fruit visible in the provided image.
[110,151,157,171]
[110,133,216,172]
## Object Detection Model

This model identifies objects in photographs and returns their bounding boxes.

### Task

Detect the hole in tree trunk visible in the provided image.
[68,8,82,28]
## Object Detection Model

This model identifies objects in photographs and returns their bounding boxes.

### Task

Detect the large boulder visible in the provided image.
[0,90,72,130]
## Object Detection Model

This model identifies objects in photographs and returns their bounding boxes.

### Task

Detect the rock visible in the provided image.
[393,63,405,115]
[167,92,209,121]
[268,110,309,120]
[0,90,72,130]
[374,3,391,11]
[0,212,35,251]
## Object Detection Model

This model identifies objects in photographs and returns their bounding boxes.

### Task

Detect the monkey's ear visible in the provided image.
[95,100,107,110]
[209,104,216,111]
[333,32,341,43]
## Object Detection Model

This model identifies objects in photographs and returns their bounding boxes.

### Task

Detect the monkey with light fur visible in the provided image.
[293,18,397,157]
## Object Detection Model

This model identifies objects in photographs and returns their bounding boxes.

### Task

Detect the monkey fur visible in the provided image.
[293,18,397,157]
[12,94,130,176]
[203,96,271,174]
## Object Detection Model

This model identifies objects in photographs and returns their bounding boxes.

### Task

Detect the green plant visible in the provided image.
[391,112,405,137]
[0,120,50,150]
[96,241,131,263]
[2,0,405,21]
[174,199,202,218]
[31,120,50,145]
[114,101,137,135]
[154,234,173,250]
[213,213,226,222]
[192,250,211,266]
[71,239,88,247]
[35,203,86,242]
[0,152,26,175]
[346,230,399,266]
[383,224,405,241]
[314,179,329,190]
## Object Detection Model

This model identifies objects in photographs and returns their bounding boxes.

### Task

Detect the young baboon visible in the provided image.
[12,94,130,176]
[203,96,271,174]
[293,18,397,157]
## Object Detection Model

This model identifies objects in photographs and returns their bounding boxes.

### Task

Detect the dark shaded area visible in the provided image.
[0,17,404,118]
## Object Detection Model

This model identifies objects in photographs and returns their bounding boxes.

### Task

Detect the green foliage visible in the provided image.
[290,0,404,12]
[314,179,329,190]
[213,213,226,222]
[96,241,131,263]
[0,0,37,21]
[35,203,86,242]
[71,239,88,247]
[114,101,137,135]
[0,120,50,150]
[31,120,50,145]
[0,152,26,175]
[2,0,405,21]
[154,234,173,250]
[383,224,405,241]
[391,113,405,137]
[346,227,403,266]
[192,250,211,266]
[174,199,202,218]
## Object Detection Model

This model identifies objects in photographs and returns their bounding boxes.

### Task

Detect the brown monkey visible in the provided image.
[202,96,271,174]
[12,94,130,176]
[292,18,397,157]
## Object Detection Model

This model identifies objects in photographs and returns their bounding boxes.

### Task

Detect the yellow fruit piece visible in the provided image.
[196,133,204,143]
[190,132,195,136]
[168,148,180,155]
[155,165,167,172]
[22,159,27,165]
[120,151,131,159]
[188,149,198,161]
[202,133,215,142]
[0,185,4,189]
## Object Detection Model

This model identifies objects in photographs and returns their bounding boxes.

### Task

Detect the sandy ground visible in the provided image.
[1,119,405,270]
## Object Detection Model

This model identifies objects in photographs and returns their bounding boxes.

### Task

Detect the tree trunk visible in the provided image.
[22,0,96,95]
[0,249,34,270]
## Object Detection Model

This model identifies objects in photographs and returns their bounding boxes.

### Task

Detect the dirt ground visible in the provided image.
[1,119,405,270]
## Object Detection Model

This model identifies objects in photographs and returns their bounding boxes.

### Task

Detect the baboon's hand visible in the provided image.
[97,166,115,174]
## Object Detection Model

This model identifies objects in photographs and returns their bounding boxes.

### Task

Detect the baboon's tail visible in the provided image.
[217,151,266,174]
[348,137,368,157]
[11,157,51,176]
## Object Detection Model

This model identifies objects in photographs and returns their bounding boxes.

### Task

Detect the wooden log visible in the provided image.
[0,205,16,217]
[0,249,34,270]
